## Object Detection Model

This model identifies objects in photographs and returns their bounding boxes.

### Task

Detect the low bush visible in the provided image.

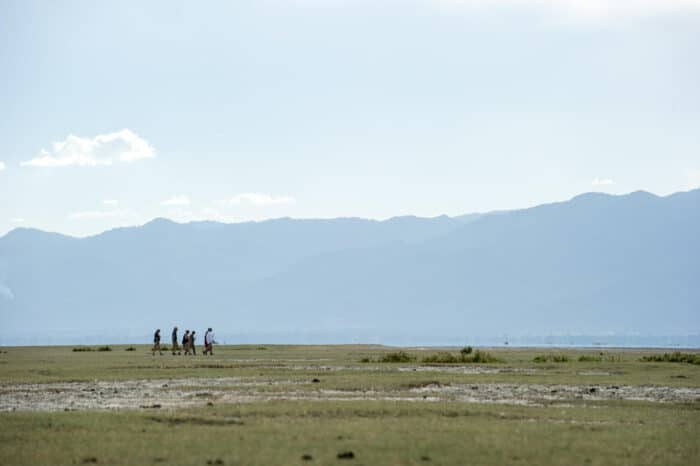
[125,347,136,352]
[379,351,416,363]
[578,355,602,362]
[640,352,700,365]
[533,354,569,363]
[72,347,94,352]
[97,346,112,352]
[423,349,502,364]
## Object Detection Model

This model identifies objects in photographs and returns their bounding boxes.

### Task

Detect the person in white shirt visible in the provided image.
[203,328,215,355]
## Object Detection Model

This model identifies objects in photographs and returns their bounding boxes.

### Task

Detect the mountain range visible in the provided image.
[1,189,698,345]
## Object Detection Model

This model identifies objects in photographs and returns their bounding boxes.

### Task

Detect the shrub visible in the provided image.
[578,355,602,362]
[379,351,416,363]
[125,347,136,351]
[422,349,502,364]
[640,352,700,365]
[72,347,94,352]
[460,346,473,356]
[533,354,569,363]
[422,352,461,364]
[97,346,112,352]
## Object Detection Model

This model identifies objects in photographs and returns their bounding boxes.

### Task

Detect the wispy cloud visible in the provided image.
[218,193,296,207]
[21,129,155,168]
[441,0,700,19]
[592,177,615,186]
[0,161,5,171]
[68,209,135,220]
[161,195,191,206]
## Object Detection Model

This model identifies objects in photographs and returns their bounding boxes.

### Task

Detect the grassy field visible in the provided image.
[1,345,699,465]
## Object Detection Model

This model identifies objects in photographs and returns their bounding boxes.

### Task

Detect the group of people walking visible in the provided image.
[152,326,216,356]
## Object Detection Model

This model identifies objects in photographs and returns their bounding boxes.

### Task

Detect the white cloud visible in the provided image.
[218,192,296,207]
[21,129,156,168]
[441,0,700,19]
[592,177,615,186]
[102,199,119,206]
[68,209,135,220]
[161,195,191,206]
[9,218,25,223]
[0,161,5,171]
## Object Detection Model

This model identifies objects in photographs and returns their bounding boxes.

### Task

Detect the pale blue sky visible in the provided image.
[1,0,699,236]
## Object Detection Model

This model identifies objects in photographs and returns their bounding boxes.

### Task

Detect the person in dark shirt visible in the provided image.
[190,330,197,355]
[152,329,162,356]
[171,326,180,355]
[182,330,190,355]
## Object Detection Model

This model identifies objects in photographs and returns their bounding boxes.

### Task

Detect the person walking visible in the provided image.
[171,326,180,355]
[190,330,197,355]
[203,328,215,355]
[182,330,190,355]
[152,329,162,356]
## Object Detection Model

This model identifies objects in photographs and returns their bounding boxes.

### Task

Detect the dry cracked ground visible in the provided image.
[3,367,699,412]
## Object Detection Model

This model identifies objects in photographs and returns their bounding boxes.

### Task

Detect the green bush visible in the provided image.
[379,351,416,363]
[422,352,461,364]
[422,349,502,364]
[533,354,569,363]
[72,347,94,352]
[640,352,700,365]
[460,346,473,356]
[97,346,112,352]
[125,347,136,351]
[578,355,602,362]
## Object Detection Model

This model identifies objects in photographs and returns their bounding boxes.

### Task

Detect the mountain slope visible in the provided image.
[0,189,698,342]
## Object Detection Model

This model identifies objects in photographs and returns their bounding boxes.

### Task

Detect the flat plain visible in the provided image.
[1,345,699,465]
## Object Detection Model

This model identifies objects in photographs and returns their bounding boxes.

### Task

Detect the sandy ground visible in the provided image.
[1,375,699,412]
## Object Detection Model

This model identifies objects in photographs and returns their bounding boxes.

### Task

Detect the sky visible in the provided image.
[1,0,699,237]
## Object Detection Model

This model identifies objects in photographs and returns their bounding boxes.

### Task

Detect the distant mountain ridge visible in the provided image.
[1,189,698,344]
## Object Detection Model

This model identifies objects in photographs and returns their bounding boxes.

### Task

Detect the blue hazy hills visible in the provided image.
[0,189,698,344]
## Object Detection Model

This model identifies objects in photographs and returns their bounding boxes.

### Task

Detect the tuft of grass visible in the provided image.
[640,352,700,365]
[533,354,569,363]
[422,350,502,364]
